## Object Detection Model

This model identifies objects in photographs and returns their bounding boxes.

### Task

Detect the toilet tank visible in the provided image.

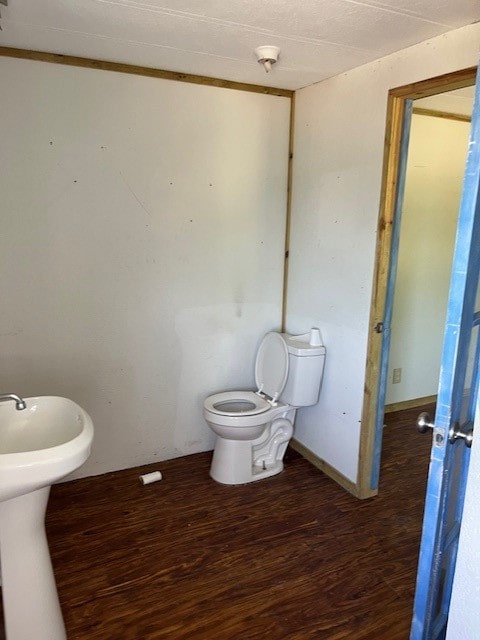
[280,330,326,407]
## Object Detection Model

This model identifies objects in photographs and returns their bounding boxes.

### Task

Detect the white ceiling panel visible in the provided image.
[0,0,478,89]
[416,86,475,116]
[356,0,479,26]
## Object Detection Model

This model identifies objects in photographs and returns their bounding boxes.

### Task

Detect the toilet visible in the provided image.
[203,329,326,485]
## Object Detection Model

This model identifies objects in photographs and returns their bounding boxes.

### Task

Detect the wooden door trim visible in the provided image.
[357,67,477,500]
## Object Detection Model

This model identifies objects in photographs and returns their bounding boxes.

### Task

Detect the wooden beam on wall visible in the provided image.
[0,46,293,98]
[412,107,471,123]
[282,93,295,332]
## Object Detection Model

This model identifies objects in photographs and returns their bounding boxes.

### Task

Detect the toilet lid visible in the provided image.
[204,391,271,416]
[254,332,289,402]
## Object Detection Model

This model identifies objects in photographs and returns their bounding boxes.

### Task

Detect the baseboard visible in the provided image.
[290,438,360,498]
[384,395,437,414]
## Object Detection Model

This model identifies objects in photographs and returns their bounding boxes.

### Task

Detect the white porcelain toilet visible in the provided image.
[203,329,326,485]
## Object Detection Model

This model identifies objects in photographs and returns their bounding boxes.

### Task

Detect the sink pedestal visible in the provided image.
[0,396,94,639]
[0,487,66,640]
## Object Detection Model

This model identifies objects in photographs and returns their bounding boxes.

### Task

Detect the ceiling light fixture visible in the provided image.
[255,46,280,73]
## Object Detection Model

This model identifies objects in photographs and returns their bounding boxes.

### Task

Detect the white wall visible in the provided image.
[386,114,470,405]
[287,23,480,482]
[0,57,290,477]
[446,399,480,640]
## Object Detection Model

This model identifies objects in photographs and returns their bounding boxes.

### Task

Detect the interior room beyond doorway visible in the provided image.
[385,87,474,415]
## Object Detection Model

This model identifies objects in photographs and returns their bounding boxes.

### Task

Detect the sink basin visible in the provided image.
[0,396,94,640]
[0,396,94,502]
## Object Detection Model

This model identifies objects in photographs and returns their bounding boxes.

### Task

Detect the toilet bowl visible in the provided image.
[204,330,326,485]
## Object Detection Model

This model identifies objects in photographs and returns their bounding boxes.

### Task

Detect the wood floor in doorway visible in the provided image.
[15,405,435,639]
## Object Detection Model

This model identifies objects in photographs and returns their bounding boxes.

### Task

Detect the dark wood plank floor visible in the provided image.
[17,405,434,639]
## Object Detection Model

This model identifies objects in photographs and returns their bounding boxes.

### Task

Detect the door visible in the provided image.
[370,100,413,487]
[410,71,480,639]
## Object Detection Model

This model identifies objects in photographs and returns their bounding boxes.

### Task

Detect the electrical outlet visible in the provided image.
[392,368,402,384]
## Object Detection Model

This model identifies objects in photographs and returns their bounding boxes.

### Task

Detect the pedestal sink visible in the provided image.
[0,396,94,640]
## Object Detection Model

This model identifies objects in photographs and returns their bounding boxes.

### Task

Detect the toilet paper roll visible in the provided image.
[139,471,162,485]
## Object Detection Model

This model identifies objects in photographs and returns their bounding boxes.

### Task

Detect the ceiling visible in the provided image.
[416,86,475,116]
[0,1,479,90]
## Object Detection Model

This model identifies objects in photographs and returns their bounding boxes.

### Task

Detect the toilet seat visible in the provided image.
[204,391,271,417]
[205,332,290,419]
[254,332,289,404]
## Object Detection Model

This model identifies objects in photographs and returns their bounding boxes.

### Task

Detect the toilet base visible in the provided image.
[251,459,284,481]
[210,439,254,485]
[209,417,293,485]
[210,437,285,485]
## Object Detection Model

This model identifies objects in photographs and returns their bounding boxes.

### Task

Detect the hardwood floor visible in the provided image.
[11,405,434,639]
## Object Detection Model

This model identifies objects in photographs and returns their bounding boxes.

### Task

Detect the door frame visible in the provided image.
[357,66,477,499]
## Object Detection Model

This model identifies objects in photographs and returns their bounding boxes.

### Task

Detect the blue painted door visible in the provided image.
[410,73,480,639]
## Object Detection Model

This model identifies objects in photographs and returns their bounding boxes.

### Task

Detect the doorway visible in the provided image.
[385,90,473,414]
[358,67,477,499]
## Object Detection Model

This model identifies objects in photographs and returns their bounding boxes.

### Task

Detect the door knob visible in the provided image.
[449,423,474,448]
[417,412,435,433]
